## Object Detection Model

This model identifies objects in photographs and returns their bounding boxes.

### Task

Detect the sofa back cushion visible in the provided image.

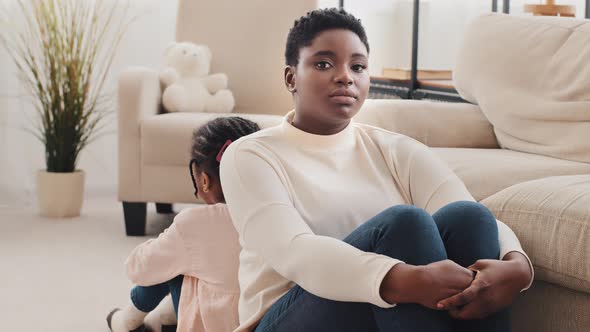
[454,14,590,163]
[175,0,318,116]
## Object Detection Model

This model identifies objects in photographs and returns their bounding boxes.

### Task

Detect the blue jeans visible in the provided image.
[130,275,184,318]
[254,201,511,332]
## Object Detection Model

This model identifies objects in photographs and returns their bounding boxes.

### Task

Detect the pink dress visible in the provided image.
[125,203,240,332]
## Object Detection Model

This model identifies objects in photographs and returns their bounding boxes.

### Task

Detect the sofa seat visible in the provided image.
[482,175,590,293]
[433,148,590,201]
[141,112,283,166]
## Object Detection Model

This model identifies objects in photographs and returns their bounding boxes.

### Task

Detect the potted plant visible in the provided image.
[1,0,129,217]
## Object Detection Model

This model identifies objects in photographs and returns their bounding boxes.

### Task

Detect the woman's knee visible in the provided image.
[377,205,435,233]
[434,201,500,264]
[374,205,446,264]
[433,201,497,234]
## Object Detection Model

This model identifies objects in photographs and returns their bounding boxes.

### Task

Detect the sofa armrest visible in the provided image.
[355,99,499,148]
[118,67,161,202]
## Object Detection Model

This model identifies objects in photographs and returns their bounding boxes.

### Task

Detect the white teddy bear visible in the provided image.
[160,42,235,113]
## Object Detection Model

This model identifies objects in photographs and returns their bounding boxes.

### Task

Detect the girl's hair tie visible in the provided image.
[216,139,232,162]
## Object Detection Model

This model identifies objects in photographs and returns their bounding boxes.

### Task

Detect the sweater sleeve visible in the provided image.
[125,211,192,286]
[220,141,399,308]
[392,138,534,290]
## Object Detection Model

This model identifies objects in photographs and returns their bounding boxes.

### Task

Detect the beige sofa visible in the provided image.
[355,14,590,332]
[118,3,590,331]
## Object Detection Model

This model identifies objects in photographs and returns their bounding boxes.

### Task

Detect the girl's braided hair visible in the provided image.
[190,117,260,177]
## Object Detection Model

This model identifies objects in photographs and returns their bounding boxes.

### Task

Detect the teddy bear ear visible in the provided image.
[163,42,177,57]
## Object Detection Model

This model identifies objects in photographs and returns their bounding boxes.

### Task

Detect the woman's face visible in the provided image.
[285,29,369,133]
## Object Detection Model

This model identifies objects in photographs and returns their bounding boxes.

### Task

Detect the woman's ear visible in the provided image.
[284,66,296,93]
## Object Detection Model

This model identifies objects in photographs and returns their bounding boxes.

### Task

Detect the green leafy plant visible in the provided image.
[1,0,131,172]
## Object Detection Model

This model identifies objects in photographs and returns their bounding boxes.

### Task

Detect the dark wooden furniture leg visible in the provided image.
[155,203,174,214]
[122,202,147,236]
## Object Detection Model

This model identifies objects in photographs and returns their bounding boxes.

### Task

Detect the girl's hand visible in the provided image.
[381,260,474,309]
[436,253,532,320]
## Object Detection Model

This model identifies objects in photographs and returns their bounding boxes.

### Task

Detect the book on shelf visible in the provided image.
[381,68,453,80]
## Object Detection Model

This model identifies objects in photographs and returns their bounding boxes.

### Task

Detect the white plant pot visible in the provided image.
[36,170,85,218]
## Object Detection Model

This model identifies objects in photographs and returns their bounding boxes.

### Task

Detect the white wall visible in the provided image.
[0,0,179,206]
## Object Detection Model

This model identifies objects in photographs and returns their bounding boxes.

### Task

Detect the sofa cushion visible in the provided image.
[481,175,590,293]
[433,148,590,201]
[454,14,590,163]
[141,112,283,166]
[354,99,499,149]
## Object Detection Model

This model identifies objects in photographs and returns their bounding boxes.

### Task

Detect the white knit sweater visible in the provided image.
[220,111,533,332]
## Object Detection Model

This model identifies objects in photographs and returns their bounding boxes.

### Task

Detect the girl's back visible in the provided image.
[174,204,240,332]
[173,204,239,286]
[125,203,240,331]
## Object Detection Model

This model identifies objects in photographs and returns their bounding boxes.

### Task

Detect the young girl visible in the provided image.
[219,8,534,332]
[107,117,260,332]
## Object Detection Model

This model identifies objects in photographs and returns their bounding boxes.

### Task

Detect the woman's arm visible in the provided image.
[125,212,191,286]
[392,138,534,316]
[396,139,534,288]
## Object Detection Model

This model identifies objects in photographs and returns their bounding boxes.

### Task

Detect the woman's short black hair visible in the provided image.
[190,117,260,177]
[285,8,369,67]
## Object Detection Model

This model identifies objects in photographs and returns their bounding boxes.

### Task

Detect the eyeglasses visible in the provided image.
[189,159,199,196]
